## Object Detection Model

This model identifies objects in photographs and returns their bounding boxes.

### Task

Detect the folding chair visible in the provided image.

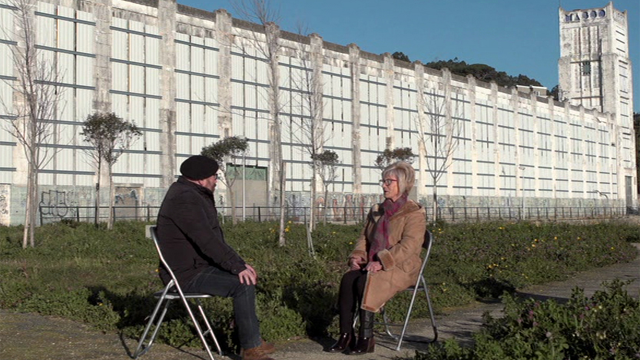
[380,229,438,351]
[133,226,222,360]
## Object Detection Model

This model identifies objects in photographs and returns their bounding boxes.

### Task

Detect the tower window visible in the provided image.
[582,61,591,75]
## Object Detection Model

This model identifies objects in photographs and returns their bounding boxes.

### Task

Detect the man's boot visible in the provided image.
[350,310,375,354]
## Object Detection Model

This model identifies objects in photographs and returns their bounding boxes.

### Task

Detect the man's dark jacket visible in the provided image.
[156,177,246,286]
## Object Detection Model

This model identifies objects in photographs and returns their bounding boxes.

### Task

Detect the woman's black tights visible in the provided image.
[337,269,367,333]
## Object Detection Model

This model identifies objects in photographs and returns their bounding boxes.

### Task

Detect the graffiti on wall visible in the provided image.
[40,190,77,219]
[286,192,383,222]
[0,185,9,226]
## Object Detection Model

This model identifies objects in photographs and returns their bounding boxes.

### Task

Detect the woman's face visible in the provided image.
[381,174,401,202]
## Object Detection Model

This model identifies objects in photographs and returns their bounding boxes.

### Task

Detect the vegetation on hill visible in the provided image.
[392,52,546,91]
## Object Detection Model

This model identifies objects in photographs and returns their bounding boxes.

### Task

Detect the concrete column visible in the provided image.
[265,21,282,206]
[11,0,37,186]
[530,92,539,198]
[382,53,394,149]
[466,75,478,196]
[510,88,524,199]
[92,0,112,113]
[563,101,573,196]
[349,43,361,194]
[414,61,426,199]
[158,0,177,188]
[215,9,233,136]
[442,68,453,195]
[578,105,587,198]
[310,33,324,196]
[490,82,500,197]
[547,96,557,200]
[91,0,112,193]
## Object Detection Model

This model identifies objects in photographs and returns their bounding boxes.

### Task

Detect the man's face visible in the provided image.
[199,173,218,192]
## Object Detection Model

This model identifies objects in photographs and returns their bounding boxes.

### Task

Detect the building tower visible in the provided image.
[558,1,636,209]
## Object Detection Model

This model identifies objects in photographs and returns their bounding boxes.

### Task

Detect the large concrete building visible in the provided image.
[0,0,636,224]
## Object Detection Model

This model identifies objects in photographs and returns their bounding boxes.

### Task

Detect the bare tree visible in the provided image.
[312,150,339,223]
[415,81,464,223]
[231,0,287,245]
[287,24,326,232]
[80,112,141,230]
[201,136,249,225]
[0,0,65,247]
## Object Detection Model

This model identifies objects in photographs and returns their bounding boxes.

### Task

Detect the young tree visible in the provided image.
[415,75,464,223]
[0,0,65,248]
[80,112,141,230]
[287,26,326,232]
[311,150,339,223]
[201,136,249,225]
[232,0,287,245]
[374,147,416,172]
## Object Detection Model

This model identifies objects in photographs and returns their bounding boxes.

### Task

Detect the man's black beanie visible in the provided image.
[180,155,219,180]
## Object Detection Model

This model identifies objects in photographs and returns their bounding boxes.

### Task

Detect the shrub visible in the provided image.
[416,279,640,359]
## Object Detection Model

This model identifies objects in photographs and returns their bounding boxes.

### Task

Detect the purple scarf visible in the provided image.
[368,194,408,262]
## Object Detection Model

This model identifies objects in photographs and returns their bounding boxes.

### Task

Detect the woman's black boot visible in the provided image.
[329,331,355,352]
[350,311,375,354]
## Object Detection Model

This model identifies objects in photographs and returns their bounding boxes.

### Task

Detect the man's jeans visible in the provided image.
[184,266,262,349]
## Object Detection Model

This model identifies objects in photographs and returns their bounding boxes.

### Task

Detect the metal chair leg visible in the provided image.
[195,299,222,355]
[134,293,171,358]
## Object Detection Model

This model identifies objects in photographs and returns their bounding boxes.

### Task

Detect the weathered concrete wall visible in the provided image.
[0,0,635,225]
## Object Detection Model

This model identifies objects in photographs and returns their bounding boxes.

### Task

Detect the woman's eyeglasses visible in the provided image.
[379,179,398,186]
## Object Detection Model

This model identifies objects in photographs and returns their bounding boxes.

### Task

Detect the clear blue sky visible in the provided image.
[180,0,640,113]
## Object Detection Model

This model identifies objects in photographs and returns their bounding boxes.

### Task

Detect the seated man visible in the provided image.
[156,155,275,360]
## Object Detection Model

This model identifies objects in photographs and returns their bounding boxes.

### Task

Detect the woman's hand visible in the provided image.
[349,256,365,271]
[364,260,382,273]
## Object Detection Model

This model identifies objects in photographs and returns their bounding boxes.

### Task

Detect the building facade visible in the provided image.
[0,0,636,225]
[559,2,636,209]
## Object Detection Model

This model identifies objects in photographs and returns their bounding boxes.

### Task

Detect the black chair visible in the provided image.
[379,229,438,350]
[133,226,222,360]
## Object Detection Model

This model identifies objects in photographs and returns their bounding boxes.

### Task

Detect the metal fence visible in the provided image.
[39,204,630,225]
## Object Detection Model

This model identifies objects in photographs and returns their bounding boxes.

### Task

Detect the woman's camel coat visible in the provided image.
[349,200,427,313]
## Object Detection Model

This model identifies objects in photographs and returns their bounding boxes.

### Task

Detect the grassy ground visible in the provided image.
[0,219,638,352]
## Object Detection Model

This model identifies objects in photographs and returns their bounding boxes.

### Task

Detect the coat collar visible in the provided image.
[177,176,214,197]
[371,200,421,223]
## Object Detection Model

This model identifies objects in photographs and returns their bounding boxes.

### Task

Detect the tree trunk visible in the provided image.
[228,184,236,225]
[30,166,38,247]
[22,186,31,249]
[278,163,286,246]
[323,186,329,224]
[309,163,316,232]
[107,165,114,230]
[432,189,438,224]
[94,160,101,226]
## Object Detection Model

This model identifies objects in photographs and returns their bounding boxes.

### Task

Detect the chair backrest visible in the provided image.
[418,230,433,277]
[150,226,182,291]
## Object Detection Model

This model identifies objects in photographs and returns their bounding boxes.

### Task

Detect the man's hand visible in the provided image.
[364,260,382,273]
[239,264,258,285]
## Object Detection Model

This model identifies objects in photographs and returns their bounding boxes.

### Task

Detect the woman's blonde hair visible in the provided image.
[382,161,415,195]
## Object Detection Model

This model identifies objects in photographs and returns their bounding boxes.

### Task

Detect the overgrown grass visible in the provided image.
[0,219,638,352]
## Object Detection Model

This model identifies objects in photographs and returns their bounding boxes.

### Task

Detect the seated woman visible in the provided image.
[330,161,427,354]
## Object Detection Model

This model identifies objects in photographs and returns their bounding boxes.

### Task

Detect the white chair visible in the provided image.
[380,229,438,350]
[133,226,222,360]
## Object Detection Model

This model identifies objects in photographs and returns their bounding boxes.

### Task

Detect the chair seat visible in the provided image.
[153,291,213,299]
